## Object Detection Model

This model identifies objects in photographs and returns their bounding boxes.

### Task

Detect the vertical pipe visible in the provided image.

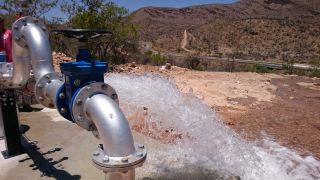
[22,24,54,81]
[105,170,135,180]
[10,41,30,87]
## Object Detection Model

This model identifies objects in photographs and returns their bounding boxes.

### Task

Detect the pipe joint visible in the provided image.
[35,72,64,108]
[92,144,147,173]
[12,16,48,48]
[71,82,119,130]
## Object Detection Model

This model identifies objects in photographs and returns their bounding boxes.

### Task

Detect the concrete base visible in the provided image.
[0,108,104,180]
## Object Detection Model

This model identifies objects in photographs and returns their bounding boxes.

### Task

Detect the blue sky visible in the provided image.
[46,0,238,20]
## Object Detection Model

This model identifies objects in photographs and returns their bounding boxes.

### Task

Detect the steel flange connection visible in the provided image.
[92,144,147,173]
[71,82,119,131]
[12,16,48,48]
[35,72,64,108]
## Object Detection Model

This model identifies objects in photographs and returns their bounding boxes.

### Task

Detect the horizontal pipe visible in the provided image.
[84,94,136,157]
[44,79,64,108]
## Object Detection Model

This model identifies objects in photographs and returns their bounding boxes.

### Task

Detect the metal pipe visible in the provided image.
[22,23,54,82]
[11,17,62,108]
[84,94,136,180]
[105,171,135,180]
[43,79,64,108]
[10,41,31,87]
[84,94,136,157]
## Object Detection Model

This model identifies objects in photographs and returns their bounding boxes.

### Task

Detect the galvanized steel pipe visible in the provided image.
[21,23,55,81]
[10,41,30,87]
[84,94,136,180]
[84,94,136,157]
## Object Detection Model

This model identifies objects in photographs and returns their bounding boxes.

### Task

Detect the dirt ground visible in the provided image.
[114,63,320,159]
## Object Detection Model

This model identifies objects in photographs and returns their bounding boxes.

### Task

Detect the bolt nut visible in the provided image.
[111,94,117,100]
[39,96,44,101]
[138,144,145,149]
[93,151,100,156]
[121,157,128,163]
[59,93,65,99]
[102,156,109,162]
[74,79,81,86]
[86,86,91,91]
[37,84,43,88]
[137,152,143,157]
[60,108,67,114]
[45,74,50,79]
[77,115,84,122]
[76,99,82,105]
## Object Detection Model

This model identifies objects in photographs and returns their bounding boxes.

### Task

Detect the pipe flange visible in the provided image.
[71,82,119,131]
[92,144,147,172]
[12,16,48,48]
[35,72,64,108]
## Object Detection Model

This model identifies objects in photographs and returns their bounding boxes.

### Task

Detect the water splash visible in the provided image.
[105,73,320,180]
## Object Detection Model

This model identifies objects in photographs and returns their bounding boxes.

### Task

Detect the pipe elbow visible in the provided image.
[84,94,136,157]
[21,24,54,81]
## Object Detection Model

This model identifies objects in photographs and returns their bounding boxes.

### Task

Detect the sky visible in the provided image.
[46,0,238,20]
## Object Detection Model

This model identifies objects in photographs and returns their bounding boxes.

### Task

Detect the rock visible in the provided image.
[164,63,171,70]
[130,62,137,68]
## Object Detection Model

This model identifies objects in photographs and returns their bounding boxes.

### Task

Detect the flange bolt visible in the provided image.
[121,157,128,163]
[60,108,67,114]
[59,93,65,99]
[103,156,109,162]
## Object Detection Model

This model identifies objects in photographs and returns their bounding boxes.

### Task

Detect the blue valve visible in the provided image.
[56,51,108,121]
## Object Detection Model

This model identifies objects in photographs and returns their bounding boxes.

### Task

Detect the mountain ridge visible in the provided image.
[131,0,320,62]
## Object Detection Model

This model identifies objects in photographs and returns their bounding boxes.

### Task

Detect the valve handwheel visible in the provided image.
[51,29,113,42]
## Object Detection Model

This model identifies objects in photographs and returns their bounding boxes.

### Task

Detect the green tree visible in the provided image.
[0,0,59,18]
[61,0,139,64]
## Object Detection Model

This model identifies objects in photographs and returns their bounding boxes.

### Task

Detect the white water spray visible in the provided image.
[105,74,320,180]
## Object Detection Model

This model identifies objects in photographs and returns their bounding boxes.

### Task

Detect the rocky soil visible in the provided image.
[113,63,320,158]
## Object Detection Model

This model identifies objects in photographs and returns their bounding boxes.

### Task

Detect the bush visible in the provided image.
[244,63,273,73]
[143,51,167,66]
[186,56,203,71]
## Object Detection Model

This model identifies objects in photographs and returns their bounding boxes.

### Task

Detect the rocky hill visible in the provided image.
[131,0,320,63]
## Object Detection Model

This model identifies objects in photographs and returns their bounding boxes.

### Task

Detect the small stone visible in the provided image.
[130,62,136,68]
[165,63,171,70]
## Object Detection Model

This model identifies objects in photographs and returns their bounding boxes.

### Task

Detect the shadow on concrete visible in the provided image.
[20,135,81,180]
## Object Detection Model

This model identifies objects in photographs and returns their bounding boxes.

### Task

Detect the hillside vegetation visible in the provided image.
[131,0,320,63]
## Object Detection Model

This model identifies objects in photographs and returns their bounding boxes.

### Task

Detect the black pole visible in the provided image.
[1,89,23,158]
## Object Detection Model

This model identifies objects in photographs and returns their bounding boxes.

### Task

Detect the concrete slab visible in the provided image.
[0,108,105,180]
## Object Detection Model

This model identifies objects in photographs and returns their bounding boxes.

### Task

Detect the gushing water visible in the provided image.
[105,74,320,180]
